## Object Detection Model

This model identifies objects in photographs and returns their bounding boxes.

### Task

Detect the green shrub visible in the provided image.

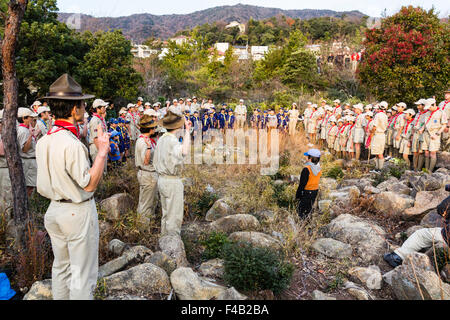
[201,231,231,260]
[222,241,294,295]
[325,166,344,179]
[434,247,449,272]
[193,191,219,217]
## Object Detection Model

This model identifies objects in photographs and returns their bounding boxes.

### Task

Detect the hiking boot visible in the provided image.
[384,252,403,268]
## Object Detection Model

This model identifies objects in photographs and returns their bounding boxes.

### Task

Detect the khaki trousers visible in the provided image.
[44,199,99,300]
[137,170,159,227]
[289,120,297,135]
[0,167,12,211]
[22,158,37,187]
[157,176,184,237]
[395,228,446,260]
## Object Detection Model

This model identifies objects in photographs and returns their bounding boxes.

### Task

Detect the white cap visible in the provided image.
[415,99,426,105]
[333,99,341,104]
[405,109,416,116]
[144,102,151,106]
[307,102,312,105]
[348,116,355,122]
[126,103,135,109]
[391,105,398,111]
[0,109,3,119]
[329,116,337,123]
[379,101,388,109]
[187,99,192,102]
[365,111,374,117]
[173,99,178,103]
[312,104,318,109]
[337,118,344,123]
[426,98,436,105]
[344,102,351,106]
[32,101,42,107]
[325,106,333,111]
[18,107,37,118]
[144,109,157,117]
[396,102,407,108]
[153,103,159,107]
[365,104,373,110]
[36,106,51,115]
[119,109,127,115]
[137,97,144,102]
[354,103,364,111]
[93,99,108,109]
[138,106,144,112]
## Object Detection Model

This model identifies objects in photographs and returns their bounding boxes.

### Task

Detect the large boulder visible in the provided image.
[340,178,375,193]
[311,290,336,300]
[403,189,448,220]
[252,210,275,222]
[436,152,450,170]
[390,252,450,300]
[159,235,189,268]
[108,239,129,256]
[417,175,442,191]
[217,287,247,300]
[385,182,412,196]
[228,232,283,251]
[344,281,372,300]
[421,211,445,228]
[376,177,399,191]
[311,238,352,259]
[325,214,387,263]
[23,280,52,300]
[209,214,260,234]
[205,199,233,222]
[373,192,414,215]
[103,263,171,297]
[144,251,177,276]
[100,193,134,221]
[348,265,382,290]
[170,267,227,300]
[198,259,225,278]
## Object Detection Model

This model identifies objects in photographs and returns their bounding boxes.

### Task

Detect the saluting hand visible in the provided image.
[97,124,111,157]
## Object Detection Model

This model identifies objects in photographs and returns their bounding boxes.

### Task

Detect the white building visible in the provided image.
[232,46,249,60]
[158,48,169,60]
[250,46,269,61]
[305,44,322,54]
[131,44,158,58]
[169,35,190,46]
[214,42,230,54]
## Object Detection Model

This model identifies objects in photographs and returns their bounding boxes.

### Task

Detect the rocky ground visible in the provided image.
[6,142,450,300]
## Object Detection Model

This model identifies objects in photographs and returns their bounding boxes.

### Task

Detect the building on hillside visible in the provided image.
[158,48,169,60]
[305,44,322,55]
[232,45,249,60]
[250,46,269,61]
[131,44,158,58]
[225,21,246,33]
[169,35,191,46]
[214,42,230,53]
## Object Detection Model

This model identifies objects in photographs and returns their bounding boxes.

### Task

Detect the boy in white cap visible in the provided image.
[346,116,356,159]
[30,100,42,113]
[393,102,407,158]
[364,111,374,159]
[327,116,338,155]
[303,102,312,132]
[370,101,389,172]
[439,89,450,150]
[235,99,247,129]
[332,99,342,117]
[295,149,322,219]
[334,118,344,158]
[353,103,365,160]
[411,99,427,171]
[399,109,416,168]
[35,105,52,140]
[88,99,108,171]
[307,104,319,143]
[17,107,38,197]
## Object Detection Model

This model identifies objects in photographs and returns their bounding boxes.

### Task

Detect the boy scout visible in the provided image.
[135,115,159,228]
[303,102,312,132]
[353,104,365,160]
[439,89,450,150]
[334,118,345,159]
[346,116,356,159]
[399,109,415,167]
[370,101,389,172]
[36,74,110,300]
[327,116,338,155]
[35,106,52,140]
[307,104,318,143]
[411,99,427,171]
[386,106,398,159]
[153,111,192,237]
[88,99,108,172]
[393,102,406,158]
[17,107,38,197]
[420,98,448,172]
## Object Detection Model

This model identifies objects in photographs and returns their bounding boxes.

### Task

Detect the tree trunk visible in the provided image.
[1,0,29,226]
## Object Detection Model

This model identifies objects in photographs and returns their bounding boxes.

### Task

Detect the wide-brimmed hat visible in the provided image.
[159,110,185,130]
[139,115,158,129]
[42,74,94,100]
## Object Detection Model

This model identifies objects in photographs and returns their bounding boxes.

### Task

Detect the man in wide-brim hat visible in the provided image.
[36,73,110,300]
[135,115,159,229]
[153,110,192,237]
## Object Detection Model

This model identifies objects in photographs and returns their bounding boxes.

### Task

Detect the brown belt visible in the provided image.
[138,167,156,173]
[54,196,94,204]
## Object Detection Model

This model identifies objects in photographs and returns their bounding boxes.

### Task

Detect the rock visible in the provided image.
[406,225,425,238]
[344,281,371,300]
[205,199,233,222]
[325,214,387,263]
[253,210,275,222]
[228,232,283,251]
[198,259,225,278]
[104,294,147,300]
[290,175,300,183]
[273,180,285,186]
[421,211,445,228]
[337,186,361,201]
[340,178,375,193]
[417,175,442,191]
[403,189,448,219]
[271,231,285,244]
[348,265,382,290]
[382,270,395,286]
[318,200,332,212]
[98,220,113,235]
[320,178,338,194]
[311,238,352,259]
[181,222,207,243]
[390,252,450,300]
[170,267,227,300]
[98,255,131,278]
[123,245,153,263]
[23,280,52,300]
[159,235,189,268]
[144,252,177,276]
[217,287,247,300]
[209,214,260,235]
[373,192,414,215]
[108,239,128,256]
[364,186,381,195]
[328,191,349,202]
[431,172,450,187]
[311,290,336,300]
[100,193,134,221]
[104,263,171,296]
[386,182,412,196]
[436,152,450,169]
[377,177,399,190]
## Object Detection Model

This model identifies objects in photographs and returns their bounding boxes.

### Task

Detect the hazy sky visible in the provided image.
[57,0,449,18]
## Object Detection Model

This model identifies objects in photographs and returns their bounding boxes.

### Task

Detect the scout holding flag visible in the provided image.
[153,110,192,237]
[36,74,110,300]
[135,115,159,229]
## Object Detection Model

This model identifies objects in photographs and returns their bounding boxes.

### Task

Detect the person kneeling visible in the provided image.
[296,149,322,219]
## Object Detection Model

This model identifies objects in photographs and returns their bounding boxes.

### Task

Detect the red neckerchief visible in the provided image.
[425,109,438,126]
[328,124,336,136]
[310,111,316,119]
[413,111,426,126]
[365,119,373,134]
[19,123,29,129]
[93,113,107,130]
[403,118,414,135]
[332,106,340,116]
[48,120,79,139]
[139,135,156,148]
[339,124,349,134]
[441,100,449,111]
[394,112,403,126]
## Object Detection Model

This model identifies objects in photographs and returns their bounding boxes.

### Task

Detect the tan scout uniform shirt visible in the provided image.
[35,119,50,140]
[425,109,447,134]
[153,132,184,176]
[88,115,106,146]
[373,112,388,134]
[17,125,36,158]
[135,137,156,172]
[36,128,94,203]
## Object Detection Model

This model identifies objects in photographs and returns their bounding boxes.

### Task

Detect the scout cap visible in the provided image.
[329,116,337,122]
[354,103,364,111]
[333,99,341,104]
[18,107,37,118]
[337,118,344,123]
[307,102,312,105]
[110,130,120,138]
[37,106,51,114]
[137,97,144,102]
[379,101,388,109]
[366,111,374,117]
[42,74,95,100]
[396,102,407,108]
[139,115,158,129]
[239,99,244,103]
[92,99,108,109]
[144,102,151,106]
[404,109,416,116]
[32,101,42,107]
[415,99,426,105]
[392,105,398,111]
[159,110,185,130]
[144,109,157,117]
[126,103,135,109]
[304,149,321,158]
[138,106,144,112]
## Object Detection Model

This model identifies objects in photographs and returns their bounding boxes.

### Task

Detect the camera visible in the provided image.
[446,184,450,192]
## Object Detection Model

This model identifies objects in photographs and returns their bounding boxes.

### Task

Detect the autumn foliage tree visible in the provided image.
[358,6,450,105]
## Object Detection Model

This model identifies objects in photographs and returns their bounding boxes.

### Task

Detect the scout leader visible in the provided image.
[36,74,110,300]
[370,101,389,172]
[88,99,108,173]
[288,103,300,136]
[135,115,159,229]
[153,110,192,237]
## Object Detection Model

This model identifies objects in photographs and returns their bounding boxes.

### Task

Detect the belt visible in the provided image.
[54,196,94,204]
[138,167,156,173]
[22,157,36,160]
[159,175,179,179]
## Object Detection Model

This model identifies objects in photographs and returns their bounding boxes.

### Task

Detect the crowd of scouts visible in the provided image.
[302,93,450,173]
